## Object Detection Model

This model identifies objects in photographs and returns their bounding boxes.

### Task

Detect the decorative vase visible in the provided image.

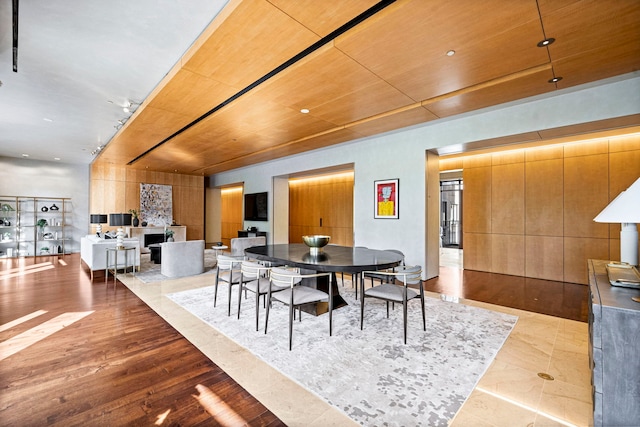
[41,206,48,212]
[141,221,147,227]
[167,237,174,242]
[132,217,139,227]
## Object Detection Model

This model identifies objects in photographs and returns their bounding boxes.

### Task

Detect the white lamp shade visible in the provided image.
[593,177,640,223]
[594,177,640,265]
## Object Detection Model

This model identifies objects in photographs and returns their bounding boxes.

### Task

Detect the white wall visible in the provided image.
[0,156,90,253]
[211,74,640,270]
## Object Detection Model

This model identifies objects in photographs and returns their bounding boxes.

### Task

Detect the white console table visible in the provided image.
[126,226,187,252]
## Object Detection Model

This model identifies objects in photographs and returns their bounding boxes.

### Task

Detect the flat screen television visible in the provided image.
[244,192,268,221]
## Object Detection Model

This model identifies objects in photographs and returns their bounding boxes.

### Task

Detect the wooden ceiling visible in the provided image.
[93,0,640,175]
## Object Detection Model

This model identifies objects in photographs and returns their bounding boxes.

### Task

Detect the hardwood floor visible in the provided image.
[1,252,589,426]
[424,266,589,322]
[0,254,284,426]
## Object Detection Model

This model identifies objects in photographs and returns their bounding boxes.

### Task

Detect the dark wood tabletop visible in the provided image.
[244,244,403,273]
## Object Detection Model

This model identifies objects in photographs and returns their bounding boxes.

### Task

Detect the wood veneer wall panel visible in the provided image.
[564,237,609,284]
[491,234,525,276]
[525,235,564,281]
[463,232,491,272]
[90,164,205,239]
[446,133,639,284]
[463,166,491,233]
[288,173,353,246]
[439,157,463,171]
[563,154,609,239]
[491,162,524,235]
[525,158,563,236]
[221,188,242,246]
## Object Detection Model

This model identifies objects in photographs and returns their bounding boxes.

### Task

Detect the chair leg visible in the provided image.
[264,293,271,334]
[213,273,219,307]
[237,284,243,319]
[359,274,365,331]
[403,296,408,345]
[288,303,294,351]
[227,283,233,316]
[386,301,390,318]
[354,273,358,300]
[420,285,426,331]
[255,291,260,331]
[329,279,333,337]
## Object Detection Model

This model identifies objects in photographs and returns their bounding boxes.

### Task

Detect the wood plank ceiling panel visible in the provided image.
[252,45,416,125]
[335,0,548,101]
[93,0,640,175]
[181,0,321,89]
[424,67,555,118]
[197,127,365,175]
[99,107,195,165]
[347,105,438,138]
[267,0,380,37]
[144,69,239,124]
[540,0,640,88]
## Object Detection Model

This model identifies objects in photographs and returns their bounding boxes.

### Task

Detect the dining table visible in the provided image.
[244,243,404,314]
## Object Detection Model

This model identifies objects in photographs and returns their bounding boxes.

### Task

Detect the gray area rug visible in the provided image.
[135,250,218,283]
[168,281,518,426]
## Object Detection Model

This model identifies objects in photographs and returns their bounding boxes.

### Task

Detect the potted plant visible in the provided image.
[40,246,50,254]
[165,229,175,242]
[129,209,140,227]
[36,218,47,237]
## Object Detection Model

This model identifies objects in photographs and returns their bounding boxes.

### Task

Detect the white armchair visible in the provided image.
[160,240,205,278]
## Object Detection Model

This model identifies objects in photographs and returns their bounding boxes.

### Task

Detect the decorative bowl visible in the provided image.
[302,235,331,255]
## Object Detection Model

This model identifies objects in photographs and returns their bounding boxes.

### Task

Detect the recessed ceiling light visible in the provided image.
[43,118,53,122]
[21,154,29,157]
[446,50,455,56]
[300,108,310,114]
[537,38,555,47]
[54,157,61,161]
[548,76,563,83]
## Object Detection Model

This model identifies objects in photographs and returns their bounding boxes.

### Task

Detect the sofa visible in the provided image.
[230,236,266,256]
[80,235,141,280]
[160,240,205,278]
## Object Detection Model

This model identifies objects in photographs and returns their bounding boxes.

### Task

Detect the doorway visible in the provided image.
[440,178,463,269]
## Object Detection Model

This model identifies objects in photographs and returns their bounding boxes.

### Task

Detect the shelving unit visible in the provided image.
[0,196,72,258]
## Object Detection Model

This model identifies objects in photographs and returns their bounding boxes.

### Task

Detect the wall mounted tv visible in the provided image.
[244,192,268,221]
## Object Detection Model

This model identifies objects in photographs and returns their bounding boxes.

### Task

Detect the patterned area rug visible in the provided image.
[135,250,218,283]
[168,281,518,426]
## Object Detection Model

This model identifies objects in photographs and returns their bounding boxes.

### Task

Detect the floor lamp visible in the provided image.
[594,177,640,266]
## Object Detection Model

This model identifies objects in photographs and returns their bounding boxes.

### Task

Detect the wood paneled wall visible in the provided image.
[220,186,243,247]
[441,133,640,284]
[90,164,204,240]
[289,173,354,246]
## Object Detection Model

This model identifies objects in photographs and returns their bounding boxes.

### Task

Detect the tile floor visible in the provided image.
[120,253,593,427]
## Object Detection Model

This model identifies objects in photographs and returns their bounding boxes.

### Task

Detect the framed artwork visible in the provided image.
[374,178,399,219]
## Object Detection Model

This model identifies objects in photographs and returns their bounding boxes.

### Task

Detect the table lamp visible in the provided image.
[109,213,132,249]
[594,177,640,266]
[90,214,107,236]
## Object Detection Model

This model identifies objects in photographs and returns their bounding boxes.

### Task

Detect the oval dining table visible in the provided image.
[244,244,404,314]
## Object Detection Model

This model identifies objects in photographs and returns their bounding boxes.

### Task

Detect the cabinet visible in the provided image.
[0,196,72,258]
[588,259,640,426]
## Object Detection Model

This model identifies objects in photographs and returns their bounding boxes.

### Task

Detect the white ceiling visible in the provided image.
[0,0,228,164]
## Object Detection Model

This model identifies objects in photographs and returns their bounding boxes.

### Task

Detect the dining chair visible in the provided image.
[213,254,245,316]
[265,267,334,350]
[359,265,425,344]
[238,260,282,331]
[361,248,404,299]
